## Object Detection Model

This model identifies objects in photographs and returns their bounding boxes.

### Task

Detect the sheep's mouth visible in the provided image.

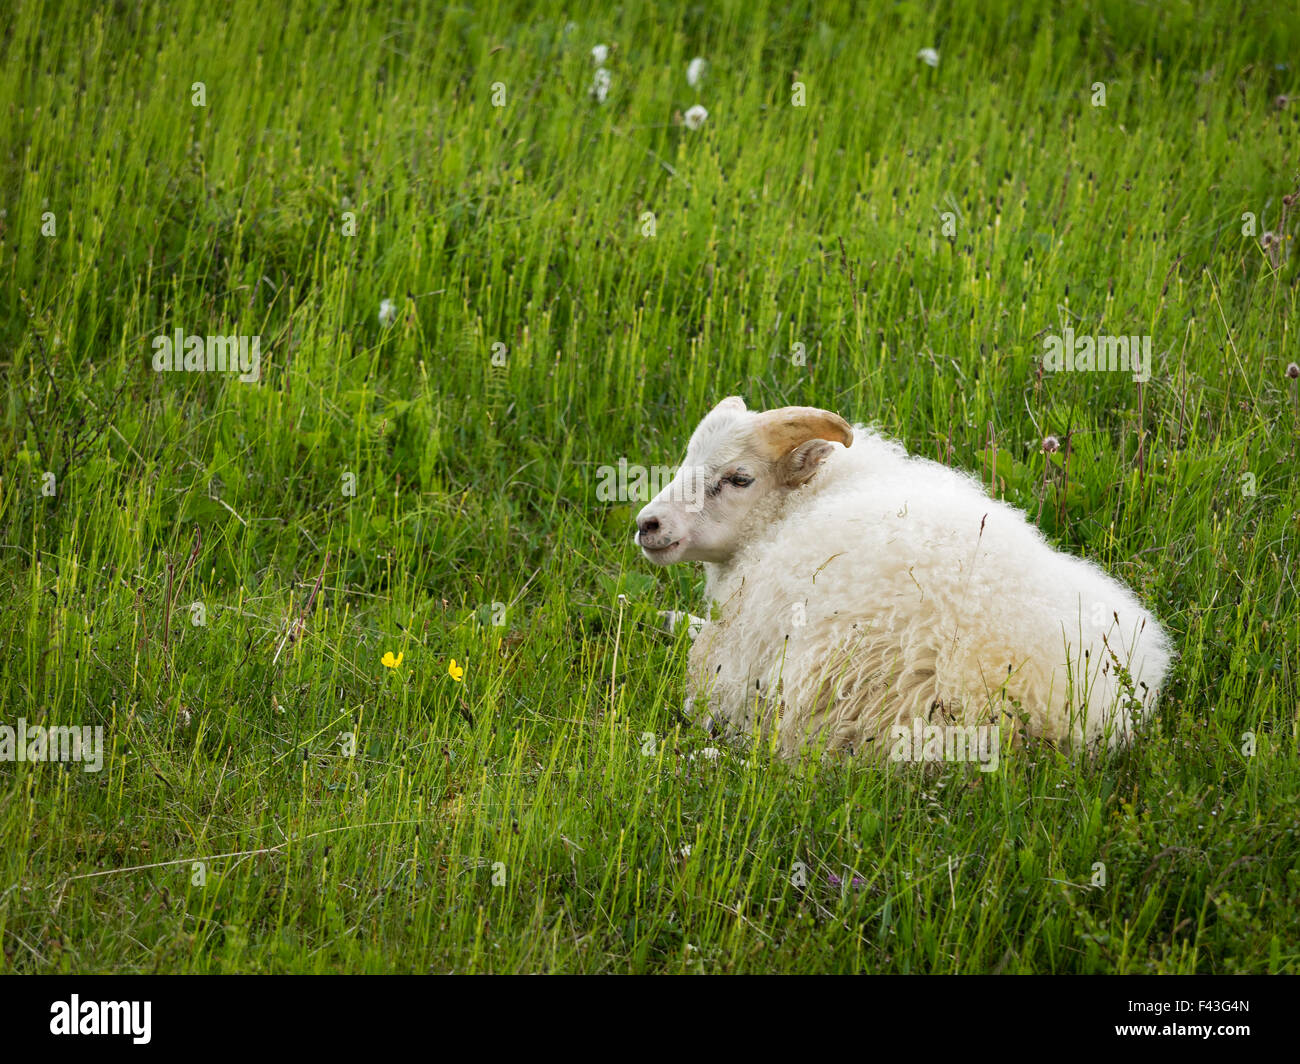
[640,539,682,563]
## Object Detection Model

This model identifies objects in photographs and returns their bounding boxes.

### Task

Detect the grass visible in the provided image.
[1,0,1298,974]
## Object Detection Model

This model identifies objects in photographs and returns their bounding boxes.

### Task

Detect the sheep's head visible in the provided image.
[635,397,853,565]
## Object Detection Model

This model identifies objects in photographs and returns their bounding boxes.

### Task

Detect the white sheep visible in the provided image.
[635,397,1173,760]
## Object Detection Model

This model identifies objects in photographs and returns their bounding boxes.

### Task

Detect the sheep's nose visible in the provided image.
[637,515,660,535]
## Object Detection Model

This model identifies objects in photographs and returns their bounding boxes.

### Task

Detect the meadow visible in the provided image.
[1,0,1298,973]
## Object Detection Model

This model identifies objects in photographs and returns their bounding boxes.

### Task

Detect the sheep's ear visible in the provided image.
[714,396,747,414]
[777,438,837,487]
[750,406,853,459]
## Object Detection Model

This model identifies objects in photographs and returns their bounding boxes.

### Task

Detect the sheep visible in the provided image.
[634,397,1173,761]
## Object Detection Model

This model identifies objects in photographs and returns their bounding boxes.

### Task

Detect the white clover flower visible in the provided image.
[378,298,396,328]
[917,47,940,68]
[590,67,611,103]
[687,56,706,88]
[591,43,608,65]
[683,104,708,130]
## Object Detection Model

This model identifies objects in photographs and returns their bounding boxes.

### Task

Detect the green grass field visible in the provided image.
[2,0,1298,974]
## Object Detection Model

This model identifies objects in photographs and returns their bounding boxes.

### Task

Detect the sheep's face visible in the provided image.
[635,397,853,565]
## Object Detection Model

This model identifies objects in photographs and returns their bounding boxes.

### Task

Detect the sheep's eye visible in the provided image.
[725,473,754,488]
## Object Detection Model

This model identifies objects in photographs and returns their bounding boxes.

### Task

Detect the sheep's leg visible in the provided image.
[680,694,726,739]
[658,610,705,640]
